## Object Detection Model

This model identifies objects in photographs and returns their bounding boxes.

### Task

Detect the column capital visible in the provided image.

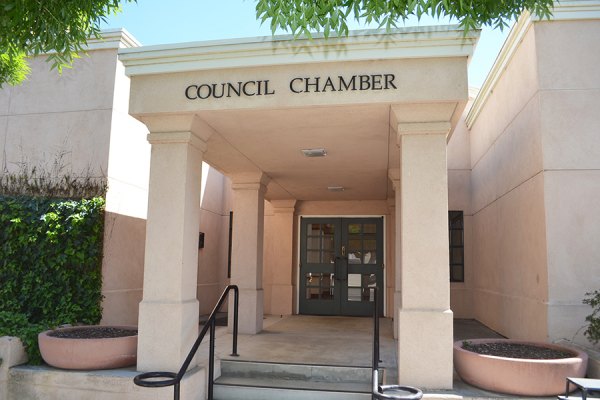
[231,172,270,192]
[270,199,297,214]
[147,131,208,153]
[140,114,216,142]
[396,121,451,143]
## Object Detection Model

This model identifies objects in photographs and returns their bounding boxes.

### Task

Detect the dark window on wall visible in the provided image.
[448,211,464,282]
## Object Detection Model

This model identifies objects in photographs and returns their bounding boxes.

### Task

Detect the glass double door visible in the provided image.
[299,217,383,316]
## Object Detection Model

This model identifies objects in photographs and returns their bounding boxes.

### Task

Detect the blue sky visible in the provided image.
[102,0,512,88]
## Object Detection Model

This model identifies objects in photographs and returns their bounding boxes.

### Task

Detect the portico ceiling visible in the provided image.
[197,101,459,201]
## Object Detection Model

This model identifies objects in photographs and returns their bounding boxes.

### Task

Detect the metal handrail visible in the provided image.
[133,285,239,400]
[371,286,423,400]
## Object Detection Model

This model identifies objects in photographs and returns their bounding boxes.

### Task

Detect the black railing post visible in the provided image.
[372,286,379,379]
[174,382,180,400]
[231,286,239,356]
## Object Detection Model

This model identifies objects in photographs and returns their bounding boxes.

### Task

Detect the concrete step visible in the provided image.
[219,359,378,382]
[214,376,372,400]
[214,360,379,400]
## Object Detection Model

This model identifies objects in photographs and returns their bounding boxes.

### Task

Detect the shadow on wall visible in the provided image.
[101,211,147,326]
[100,166,233,326]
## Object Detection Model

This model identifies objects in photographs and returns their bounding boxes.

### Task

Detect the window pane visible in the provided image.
[324,251,335,264]
[348,239,362,252]
[449,211,463,229]
[348,273,361,287]
[308,223,321,233]
[321,274,332,287]
[323,224,335,234]
[305,272,318,286]
[348,224,361,234]
[306,287,320,299]
[306,236,321,250]
[364,251,376,264]
[363,238,377,250]
[348,251,362,264]
[451,265,464,282]
[322,235,335,251]
[307,250,320,263]
[363,223,376,234]
[362,273,377,287]
[348,287,362,301]
[451,248,464,264]
[451,230,463,246]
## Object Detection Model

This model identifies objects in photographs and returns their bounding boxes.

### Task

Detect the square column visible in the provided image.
[395,122,453,389]
[137,131,206,372]
[229,173,270,334]
[388,169,401,339]
[267,200,297,316]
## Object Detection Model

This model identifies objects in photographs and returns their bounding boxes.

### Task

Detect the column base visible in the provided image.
[397,308,453,389]
[229,288,263,334]
[137,299,199,372]
[393,291,402,339]
[178,366,207,400]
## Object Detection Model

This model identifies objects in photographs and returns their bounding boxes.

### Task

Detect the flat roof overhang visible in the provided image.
[119,26,479,201]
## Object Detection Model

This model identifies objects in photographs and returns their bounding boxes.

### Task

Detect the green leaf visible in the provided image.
[254,0,554,37]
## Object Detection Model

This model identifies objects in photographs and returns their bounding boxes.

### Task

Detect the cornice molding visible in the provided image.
[34,29,140,58]
[546,0,600,20]
[119,25,479,77]
[86,28,141,51]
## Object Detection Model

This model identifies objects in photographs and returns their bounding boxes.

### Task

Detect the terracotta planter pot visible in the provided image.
[38,325,137,370]
[454,339,588,396]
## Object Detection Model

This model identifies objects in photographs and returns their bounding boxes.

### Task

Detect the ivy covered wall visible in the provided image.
[0,196,105,362]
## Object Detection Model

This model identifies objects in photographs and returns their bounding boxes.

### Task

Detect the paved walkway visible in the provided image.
[212,315,397,367]
[198,315,542,398]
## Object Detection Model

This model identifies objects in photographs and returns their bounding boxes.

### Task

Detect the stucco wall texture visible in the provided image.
[464,18,600,345]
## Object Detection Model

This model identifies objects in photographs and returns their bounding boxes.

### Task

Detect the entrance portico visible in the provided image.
[120,26,478,389]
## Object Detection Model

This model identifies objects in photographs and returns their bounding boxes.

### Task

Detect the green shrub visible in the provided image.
[0,311,47,364]
[583,290,600,345]
[0,195,105,362]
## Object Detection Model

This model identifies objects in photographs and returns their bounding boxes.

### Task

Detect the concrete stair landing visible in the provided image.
[213,359,380,400]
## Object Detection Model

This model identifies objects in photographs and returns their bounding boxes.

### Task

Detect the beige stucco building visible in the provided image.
[1,0,599,397]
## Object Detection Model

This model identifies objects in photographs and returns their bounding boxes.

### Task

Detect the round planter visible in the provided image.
[38,325,137,370]
[454,339,588,396]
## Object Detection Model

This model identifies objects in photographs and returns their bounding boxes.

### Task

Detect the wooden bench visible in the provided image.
[558,377,600,400]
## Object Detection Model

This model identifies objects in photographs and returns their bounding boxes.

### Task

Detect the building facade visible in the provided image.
[1,0,599,394]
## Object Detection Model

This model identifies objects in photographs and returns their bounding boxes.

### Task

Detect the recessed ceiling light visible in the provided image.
[301,148,327,157]
[327,186,345,192]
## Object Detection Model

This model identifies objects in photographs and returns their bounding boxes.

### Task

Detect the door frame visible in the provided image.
[295,214,387,316]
